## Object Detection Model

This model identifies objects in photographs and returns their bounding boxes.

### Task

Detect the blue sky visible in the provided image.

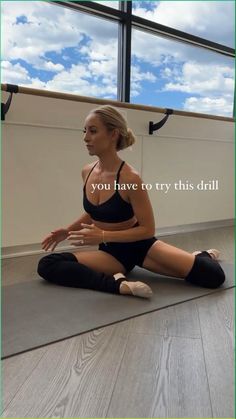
[1,1,235,116]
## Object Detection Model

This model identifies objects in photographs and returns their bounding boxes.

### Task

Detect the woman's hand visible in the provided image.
[68,223,103,246]
[41,228,69,251]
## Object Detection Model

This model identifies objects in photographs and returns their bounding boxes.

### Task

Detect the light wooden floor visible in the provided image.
[2,226,235,418]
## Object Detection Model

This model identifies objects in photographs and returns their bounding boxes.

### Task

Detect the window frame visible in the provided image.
[51,1,236,114]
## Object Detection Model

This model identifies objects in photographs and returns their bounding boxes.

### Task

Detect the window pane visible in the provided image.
[131,29,234,117]
[132,1,235,48]
[92,1,119,9]
[2,1,119,100]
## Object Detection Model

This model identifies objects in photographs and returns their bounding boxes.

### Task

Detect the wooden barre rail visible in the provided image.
[1,83,234,123]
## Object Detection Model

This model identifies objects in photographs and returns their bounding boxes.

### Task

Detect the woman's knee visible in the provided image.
[207,263,225,288]
[37,254,56,280]
[37,252,77,280]
[186,256,225,289]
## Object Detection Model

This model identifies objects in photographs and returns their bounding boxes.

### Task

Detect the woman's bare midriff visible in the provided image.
[93,216,138,231]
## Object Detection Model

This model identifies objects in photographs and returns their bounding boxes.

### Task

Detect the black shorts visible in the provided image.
[99,236,158,272]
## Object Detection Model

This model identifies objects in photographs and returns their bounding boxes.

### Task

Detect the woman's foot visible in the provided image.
[120,281,153,298]
[113,273,153,298]
[192,248,220,260]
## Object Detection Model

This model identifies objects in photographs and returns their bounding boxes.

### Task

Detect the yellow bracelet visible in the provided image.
[102,230,107,245]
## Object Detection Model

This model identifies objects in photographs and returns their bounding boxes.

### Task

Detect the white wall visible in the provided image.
[2,91,234,251]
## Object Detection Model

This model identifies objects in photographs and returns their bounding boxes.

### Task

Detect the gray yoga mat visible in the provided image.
[2,262,234,359]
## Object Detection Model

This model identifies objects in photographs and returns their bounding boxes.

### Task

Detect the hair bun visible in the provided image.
[92,105,136,151]
[126,128,136,148]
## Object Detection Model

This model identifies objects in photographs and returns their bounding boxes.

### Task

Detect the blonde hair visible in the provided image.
[90,105,136,151]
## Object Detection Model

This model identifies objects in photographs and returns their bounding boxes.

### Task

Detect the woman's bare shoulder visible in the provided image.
[121,162,142,184]
[81,161,98,182]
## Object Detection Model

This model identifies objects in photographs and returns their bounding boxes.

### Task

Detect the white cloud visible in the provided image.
[43,61,64,72]
[92,1,119,9]
[2,1,117,69]
[88,60,116,81]
[133,1,234,48]
[2,1,119,98]
[2,2,82,64]
[40,63,117,98]
[2,0,234,115]
[164,62,234,96]
[131,26,234,115]
[160,66,181,79]
[1,60,46,88]
[131,2,234,75]
[162,61,234,116]
[131,65,157,83]
[132,30,163,67]
[81,42,117,62]
[132,26,233,70]
[81,37,118,78]
[131,65,157,97]
[184,96,233,116]
[1,61,117,98]
[1,60,30,84]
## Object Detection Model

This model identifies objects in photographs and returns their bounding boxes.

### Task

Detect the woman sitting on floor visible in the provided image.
[38,105,225,298]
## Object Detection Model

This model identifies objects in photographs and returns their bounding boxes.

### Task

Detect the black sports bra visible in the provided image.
[83,161,135,222]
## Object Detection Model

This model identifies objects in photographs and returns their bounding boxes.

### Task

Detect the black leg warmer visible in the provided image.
[185,252,225,289]
[37,252,123,294]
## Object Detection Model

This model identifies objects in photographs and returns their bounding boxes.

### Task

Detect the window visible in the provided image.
[131,29,234,117]
[92,1,119,10]
[2,1,119,100]
[2,0,235,117]
[132,1,235,48]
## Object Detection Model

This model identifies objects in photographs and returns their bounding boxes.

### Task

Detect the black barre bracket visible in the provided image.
[1,84,19,121]
[149,108,173,135]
